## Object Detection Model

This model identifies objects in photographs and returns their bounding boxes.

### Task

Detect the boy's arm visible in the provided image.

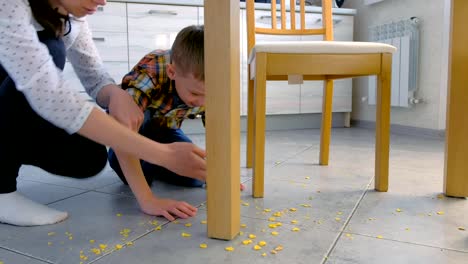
[114,149,197,221]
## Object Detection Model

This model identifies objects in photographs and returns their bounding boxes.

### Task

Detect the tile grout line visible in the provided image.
[342,232,468,254]
[0,245,54,264]
[321,176,374,264]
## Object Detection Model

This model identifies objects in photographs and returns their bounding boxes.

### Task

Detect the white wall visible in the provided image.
[343,0,449,130]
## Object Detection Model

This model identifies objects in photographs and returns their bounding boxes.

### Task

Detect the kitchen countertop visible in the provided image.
[108,0,356,15]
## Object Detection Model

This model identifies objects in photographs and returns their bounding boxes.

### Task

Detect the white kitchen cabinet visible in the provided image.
[127,3,199,65]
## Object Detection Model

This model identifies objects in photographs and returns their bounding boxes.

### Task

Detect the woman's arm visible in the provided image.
[78,108,207,182]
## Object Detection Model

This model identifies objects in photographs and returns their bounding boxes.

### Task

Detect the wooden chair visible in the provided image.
[245,0,397,197]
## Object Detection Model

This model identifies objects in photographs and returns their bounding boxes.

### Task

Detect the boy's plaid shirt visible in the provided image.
[121,50,205,129]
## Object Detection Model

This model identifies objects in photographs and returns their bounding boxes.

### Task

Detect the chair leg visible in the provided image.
[246,67,255,168]
[375,53,392,192]
[319,79,334,165]
[252,53,267,198]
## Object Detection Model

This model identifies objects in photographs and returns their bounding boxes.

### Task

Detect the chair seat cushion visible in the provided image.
[248,41,397,63]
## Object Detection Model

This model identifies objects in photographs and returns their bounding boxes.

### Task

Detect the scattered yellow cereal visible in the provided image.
[242,239,253,245]
[396,208,402,213]
[181,232,191,238]
[91,248,101,255]
[48,242,52,246]
[116,213,122,217]
[258,241,267,247]
[335,217,341,221]
[305,176,310,180]
[126,241,134,246]
[271,231,279,236]
[458,227,465,231]
[275,222,282,227]
[268,217,276,222]
[199,243,208,249]
[99,244,107,250]
[261,253,267,257]
[291,227,300,232]
[345,233,352,238]
[301,204,311,208]
[155,225,162,231]
[240,224,247,228]
[253,245,262,251]
[261,229,266,232]
[428,213,432,216]
[270,250,278,254]
[47,232,56,236]
[437,211,444,215]
[89,240,95,244]
[376,235,383,239]
[337,212,343,215]
[268,223,278,229]
[115,244,123,250]
[80,253,88,260]
[242,202,250,206]
[289,208,297,212]
[185,223,192,227]
[291,220,298,224]
[69,236,73,240]
[225,246,234,252]
[275,245,284,251]
[263,208,272,212]
[201,220,207,224]
[239,231,244,236]
[248,234,256,239]
[150,220,159,226]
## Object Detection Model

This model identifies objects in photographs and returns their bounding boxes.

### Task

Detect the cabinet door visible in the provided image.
[241,9,301,115]
[91,32,128,62]
[300,79,352,113]
[127,4,199,65]
[86,2,127,33]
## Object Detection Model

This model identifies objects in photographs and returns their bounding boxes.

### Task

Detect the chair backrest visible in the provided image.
[246,0,334,53]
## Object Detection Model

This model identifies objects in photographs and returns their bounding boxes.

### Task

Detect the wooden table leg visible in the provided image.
[205,0,241,240]
[444,0,468,197]
[375,53,392,192]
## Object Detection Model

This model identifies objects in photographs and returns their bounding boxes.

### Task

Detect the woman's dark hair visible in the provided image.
[28,0,68,36]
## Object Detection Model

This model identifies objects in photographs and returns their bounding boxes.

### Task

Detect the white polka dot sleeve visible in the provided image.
[0,0,101,134]
[64,17,114,101]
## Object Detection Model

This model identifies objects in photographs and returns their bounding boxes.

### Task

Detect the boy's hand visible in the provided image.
[140,196,197,221]
[108,87,144,131]
[165,142,206,181]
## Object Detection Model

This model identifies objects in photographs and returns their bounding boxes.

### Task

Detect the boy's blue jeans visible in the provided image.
[108,111,204,188]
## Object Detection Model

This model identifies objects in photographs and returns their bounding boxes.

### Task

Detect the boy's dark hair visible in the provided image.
[171,25,204,81]
[28,0,69,37]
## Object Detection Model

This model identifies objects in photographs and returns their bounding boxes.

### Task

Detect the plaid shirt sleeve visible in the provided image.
[121,53,163,112]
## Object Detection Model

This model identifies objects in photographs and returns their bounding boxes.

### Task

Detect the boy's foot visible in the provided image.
[0,191,68,226]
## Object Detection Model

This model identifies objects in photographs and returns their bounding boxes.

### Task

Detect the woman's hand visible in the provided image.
[163,142,207,181]
[139,196,197,221]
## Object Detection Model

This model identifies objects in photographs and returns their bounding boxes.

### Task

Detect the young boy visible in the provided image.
[108,25,207,221]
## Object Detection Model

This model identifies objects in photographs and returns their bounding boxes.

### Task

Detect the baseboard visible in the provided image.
[182,113,347,134]
[351,119,446,139]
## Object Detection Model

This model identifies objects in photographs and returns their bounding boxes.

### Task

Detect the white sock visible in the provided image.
[0,191,68,226]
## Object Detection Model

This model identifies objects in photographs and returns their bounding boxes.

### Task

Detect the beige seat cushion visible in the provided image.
[248,41,397,63]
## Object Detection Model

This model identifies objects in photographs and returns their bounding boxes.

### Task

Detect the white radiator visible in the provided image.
[368,17,420,107]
